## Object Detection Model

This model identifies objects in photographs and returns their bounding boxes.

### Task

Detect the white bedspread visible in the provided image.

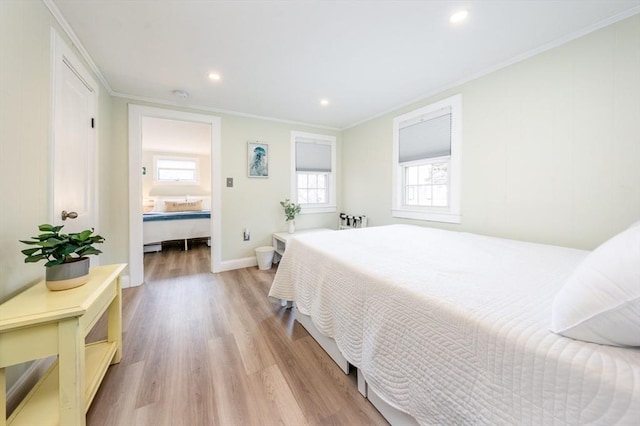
[269,225,640,425]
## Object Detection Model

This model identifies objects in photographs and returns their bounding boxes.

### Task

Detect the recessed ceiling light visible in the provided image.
[449,10,468,24]
[208,72,221,81]
[320,98,330,106]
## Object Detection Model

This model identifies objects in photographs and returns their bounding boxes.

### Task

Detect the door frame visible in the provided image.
[128,105,222,286]
[49,28,99,241]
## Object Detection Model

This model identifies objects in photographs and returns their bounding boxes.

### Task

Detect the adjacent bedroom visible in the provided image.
[1,1,639,426]
[140,117,212,249]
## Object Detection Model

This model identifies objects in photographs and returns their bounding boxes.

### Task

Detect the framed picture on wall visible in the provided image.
[248,141,268,178]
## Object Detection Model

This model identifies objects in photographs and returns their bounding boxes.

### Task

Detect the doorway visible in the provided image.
[128,106,222,286]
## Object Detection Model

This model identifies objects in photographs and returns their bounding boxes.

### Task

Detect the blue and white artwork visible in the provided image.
[248,141,268,178]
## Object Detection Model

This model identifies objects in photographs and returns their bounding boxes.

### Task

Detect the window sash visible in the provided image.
[401,157,451,208]
[155,157,198,182]
[297,171,329,205]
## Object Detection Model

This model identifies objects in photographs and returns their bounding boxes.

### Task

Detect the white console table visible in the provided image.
[272,228,333,263]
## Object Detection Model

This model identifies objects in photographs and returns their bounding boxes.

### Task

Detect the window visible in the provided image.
[291,131,336,214]
[297,173,328,204]
[154,157,199,183]
[392,94,461,223]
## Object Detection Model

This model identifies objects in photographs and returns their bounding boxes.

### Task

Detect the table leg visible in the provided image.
[58,318,85,426]
[0,367,6,426]
[108,275,123,364]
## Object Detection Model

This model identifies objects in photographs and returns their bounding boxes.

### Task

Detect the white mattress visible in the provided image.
[269,225,640,425]
[142,216,210,245]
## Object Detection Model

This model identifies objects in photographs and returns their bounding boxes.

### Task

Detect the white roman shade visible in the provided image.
[399,110,451,163]
[296,141,332,172]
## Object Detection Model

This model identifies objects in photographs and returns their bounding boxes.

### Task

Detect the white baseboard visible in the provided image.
[122,257,259,287]
[6,357,56,416]
[218,256,258,272]
[121,274,135,288]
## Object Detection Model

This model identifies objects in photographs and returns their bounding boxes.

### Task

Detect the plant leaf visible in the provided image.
[45,258,65,267]
[25,255,47,263]
[76,229,93,240]
[38,224,63,233]
[21,247,41,256]
[78,247,102,256]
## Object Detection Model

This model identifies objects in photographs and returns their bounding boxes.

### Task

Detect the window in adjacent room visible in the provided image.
[154,156,199,183]
[392,94,461,223]
[291,131,336,214]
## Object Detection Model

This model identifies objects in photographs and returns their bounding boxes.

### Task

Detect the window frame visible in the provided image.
[153,155,200,184]
[392,94,462,223]
[290,131,337,214]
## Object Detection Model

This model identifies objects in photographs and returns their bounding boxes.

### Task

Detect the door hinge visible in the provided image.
[91,118,95,128]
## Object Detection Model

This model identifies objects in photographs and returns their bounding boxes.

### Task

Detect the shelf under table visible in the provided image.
[8,341,118,426]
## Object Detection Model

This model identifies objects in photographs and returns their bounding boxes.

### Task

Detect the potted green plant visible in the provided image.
[280,199,301,234]
[20,224,105,291]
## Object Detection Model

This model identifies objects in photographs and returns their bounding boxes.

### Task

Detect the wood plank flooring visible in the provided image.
[86,242,387,425]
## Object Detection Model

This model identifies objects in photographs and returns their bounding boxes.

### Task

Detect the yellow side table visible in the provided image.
[0,263,126,426]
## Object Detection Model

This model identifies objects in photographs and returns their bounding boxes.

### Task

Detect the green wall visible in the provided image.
[342,14,640,250]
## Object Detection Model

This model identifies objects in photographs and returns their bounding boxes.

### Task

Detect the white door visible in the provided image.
[51,30,98,235]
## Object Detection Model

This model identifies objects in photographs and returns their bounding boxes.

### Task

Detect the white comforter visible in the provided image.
[268,225,640,425]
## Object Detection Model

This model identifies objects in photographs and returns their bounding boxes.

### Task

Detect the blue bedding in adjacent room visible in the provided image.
[143,211,211,222]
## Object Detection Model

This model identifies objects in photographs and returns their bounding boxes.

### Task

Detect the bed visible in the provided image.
[142,197,211,251]
[268,224,640,425]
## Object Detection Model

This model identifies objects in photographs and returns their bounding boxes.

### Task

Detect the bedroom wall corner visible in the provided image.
[218,114,342,262]
[341,13,640,250]
[110,98,342,266]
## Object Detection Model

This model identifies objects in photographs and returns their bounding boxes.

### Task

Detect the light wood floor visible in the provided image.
[86,242,387,426]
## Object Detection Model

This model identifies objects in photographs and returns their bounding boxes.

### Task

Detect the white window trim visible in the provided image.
[392,94,462,224]
[153,155,200,184]
[291,131,337,214]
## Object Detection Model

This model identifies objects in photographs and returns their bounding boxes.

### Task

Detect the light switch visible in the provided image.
[226,177,233,187]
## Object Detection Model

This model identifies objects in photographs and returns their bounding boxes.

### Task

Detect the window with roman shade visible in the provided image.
[296,140,332,173]
[398,111,451,163]
[392,94,461,223]
[291,131,337,213]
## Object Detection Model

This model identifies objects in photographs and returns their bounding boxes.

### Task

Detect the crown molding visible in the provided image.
[43,0,114,95]
[42,0,340,131]
[112,91,341,131]
[42,0,638,132]
[343,6,640,130]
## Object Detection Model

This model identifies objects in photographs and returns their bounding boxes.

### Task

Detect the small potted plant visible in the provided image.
[280,199,301,234]
[20,224,105,291]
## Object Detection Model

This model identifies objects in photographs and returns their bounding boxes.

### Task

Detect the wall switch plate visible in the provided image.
[226,177,233,187]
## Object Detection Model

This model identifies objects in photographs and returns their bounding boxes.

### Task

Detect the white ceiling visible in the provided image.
[51,0,639,130]
[142,117,211,155]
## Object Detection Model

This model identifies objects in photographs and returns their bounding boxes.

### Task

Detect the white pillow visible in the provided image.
[550,224,640,346]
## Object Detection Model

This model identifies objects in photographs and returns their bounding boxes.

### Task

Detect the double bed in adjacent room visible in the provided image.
[269,224,640,425]
[143,197,211,251]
